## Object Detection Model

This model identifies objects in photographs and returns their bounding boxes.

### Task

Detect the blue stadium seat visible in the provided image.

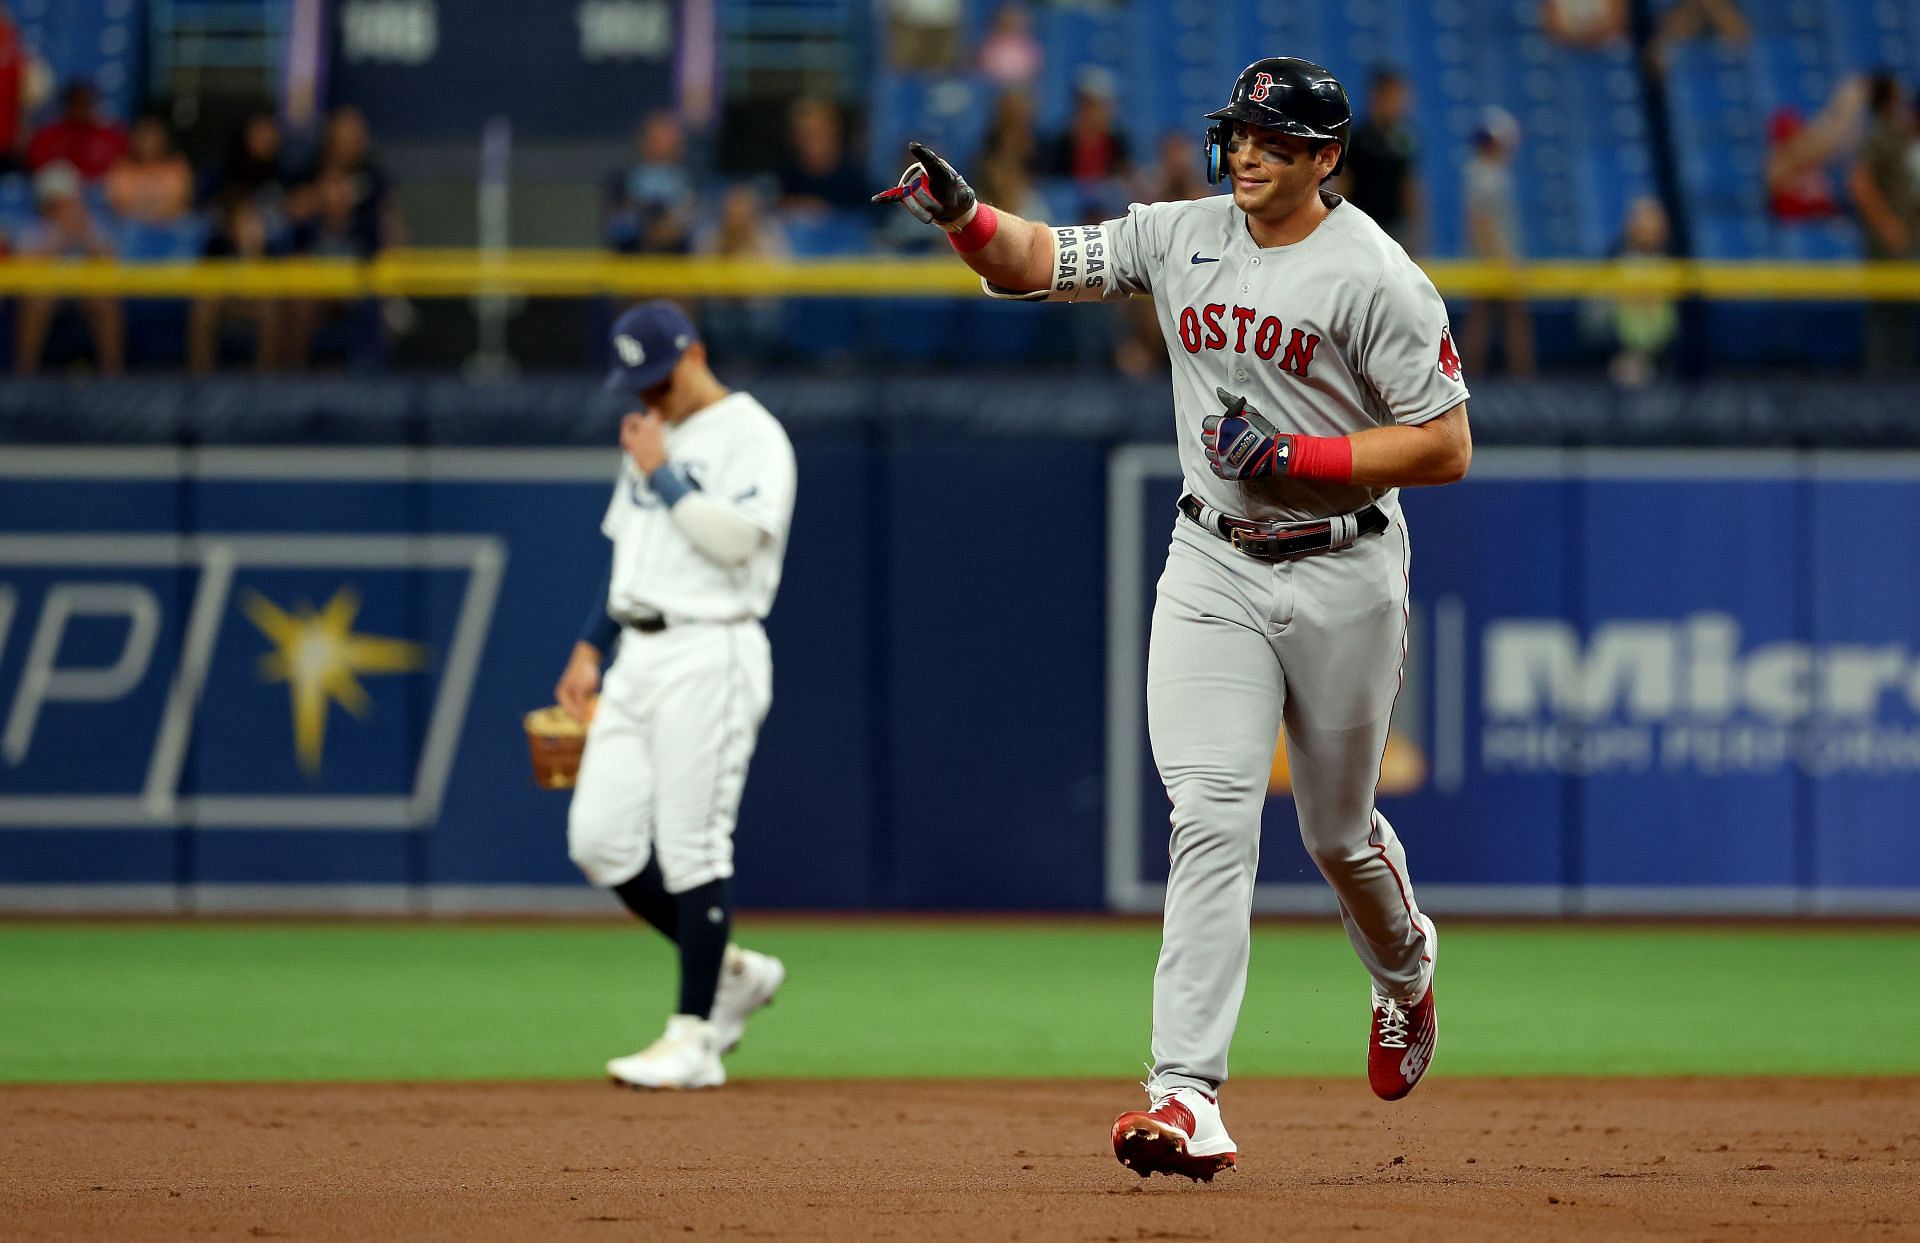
[115,217,208,261]
[865,0,1918,281]
[1666,0,1919,271]
[867,74,996,189]
[0,173,33,238]
[782,210,872,258]
[776,210,871,360]
[16,0,142,126]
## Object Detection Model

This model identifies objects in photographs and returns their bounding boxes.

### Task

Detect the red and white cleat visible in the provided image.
[1111,1085,1238,1182]
[1367,983,1438,1100]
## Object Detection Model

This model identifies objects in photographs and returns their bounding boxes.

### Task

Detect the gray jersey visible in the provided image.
[979,186,1457,1105]
[1062,191,1468,522]
[985,182,1460,1107]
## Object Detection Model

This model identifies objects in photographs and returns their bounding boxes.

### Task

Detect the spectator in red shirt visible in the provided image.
[27,80,126,181]
[0,5,25,168]
[1765,77,1867,223]
[1042,67,1132,218]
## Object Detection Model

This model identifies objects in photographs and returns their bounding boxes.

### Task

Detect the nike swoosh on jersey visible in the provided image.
[1190,253,1220,264]
[733,485,759,502]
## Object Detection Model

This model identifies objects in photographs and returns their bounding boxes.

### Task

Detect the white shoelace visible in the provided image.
[1374,995,1411,1049]
[1140,1067,1192,1115]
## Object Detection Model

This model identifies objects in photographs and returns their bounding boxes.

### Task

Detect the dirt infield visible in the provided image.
[4,1078,1916,1241]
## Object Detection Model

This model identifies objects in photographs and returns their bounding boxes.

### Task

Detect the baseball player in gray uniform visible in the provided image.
[556,300,796,1090]
[876,57,1471,1177]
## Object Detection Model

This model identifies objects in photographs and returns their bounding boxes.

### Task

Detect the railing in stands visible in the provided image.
[1,253,1918,299]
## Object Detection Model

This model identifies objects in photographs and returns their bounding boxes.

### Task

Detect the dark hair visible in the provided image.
[1868,68,1900,115]
[1370,66,1405,91]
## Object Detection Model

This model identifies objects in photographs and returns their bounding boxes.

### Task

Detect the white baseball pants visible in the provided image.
[567,620,772,894]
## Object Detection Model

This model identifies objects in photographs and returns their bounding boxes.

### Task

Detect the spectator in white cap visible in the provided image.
[13,160,123,375]
[1461,106,1534,376]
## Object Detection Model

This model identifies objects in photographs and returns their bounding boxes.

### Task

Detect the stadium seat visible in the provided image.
[16,0,141,124]
[116,217,209,262]
[783,210,872,258]
[0,173,33,240]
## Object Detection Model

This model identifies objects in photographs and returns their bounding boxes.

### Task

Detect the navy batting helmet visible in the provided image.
[1204,57,1353,184]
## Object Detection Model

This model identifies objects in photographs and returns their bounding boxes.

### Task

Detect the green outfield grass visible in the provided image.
[0,921,1914,1083]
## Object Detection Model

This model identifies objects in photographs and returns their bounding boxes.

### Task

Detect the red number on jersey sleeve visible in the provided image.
[1437,328,1463,382]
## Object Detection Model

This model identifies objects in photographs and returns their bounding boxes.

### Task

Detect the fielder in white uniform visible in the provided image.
[877,57,1471,1177]
[556,300,797,1090]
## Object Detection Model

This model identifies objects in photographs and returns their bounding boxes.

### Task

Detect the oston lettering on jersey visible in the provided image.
[1176,303,1322,379]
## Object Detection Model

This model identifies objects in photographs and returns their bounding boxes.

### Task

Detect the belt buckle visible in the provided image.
[1227,525,1282,561]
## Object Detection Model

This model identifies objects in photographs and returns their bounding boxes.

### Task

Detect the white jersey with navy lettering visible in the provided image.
[601,391,797,623]
[568,388,796,902]
[1042,190,1468,522]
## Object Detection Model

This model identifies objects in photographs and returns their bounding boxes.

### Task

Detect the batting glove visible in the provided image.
[1203,387,1289,480]
[870,140,978,230]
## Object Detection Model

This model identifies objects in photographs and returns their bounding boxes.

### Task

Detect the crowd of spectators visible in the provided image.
[1,73,396,376]
[590,1,1848,382]
[600,45,1158,369]
[1540,0,1749,63]
[4,0,1916,380]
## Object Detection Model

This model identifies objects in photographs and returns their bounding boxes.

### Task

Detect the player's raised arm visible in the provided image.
[871,141,1057,294]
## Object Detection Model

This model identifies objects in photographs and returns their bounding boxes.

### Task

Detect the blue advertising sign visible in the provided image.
[0,449,602,909]
[6,445,1918,915]
[1107,448,1920,916]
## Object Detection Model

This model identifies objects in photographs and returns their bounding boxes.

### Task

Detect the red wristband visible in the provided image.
[1285,433,1354,483]
[947,204,1000,253]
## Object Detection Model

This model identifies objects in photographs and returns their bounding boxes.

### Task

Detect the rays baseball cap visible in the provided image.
[605,300,700,395]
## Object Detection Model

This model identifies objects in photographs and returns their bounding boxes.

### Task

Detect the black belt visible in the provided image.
[1178,494,1388,562]
[623,615,668,634]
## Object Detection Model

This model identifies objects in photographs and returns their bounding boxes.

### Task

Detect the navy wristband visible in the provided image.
[648,462,700,508]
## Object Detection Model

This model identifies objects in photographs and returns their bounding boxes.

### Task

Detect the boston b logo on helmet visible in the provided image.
[1204,56,1353,185]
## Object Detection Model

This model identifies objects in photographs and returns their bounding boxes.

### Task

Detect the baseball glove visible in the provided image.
[523,701,593,790]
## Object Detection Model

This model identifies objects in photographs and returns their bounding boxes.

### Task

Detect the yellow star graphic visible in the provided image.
[242,586,429,779]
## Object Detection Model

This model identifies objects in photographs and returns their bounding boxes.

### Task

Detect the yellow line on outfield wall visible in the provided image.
[1,252,1918,299]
